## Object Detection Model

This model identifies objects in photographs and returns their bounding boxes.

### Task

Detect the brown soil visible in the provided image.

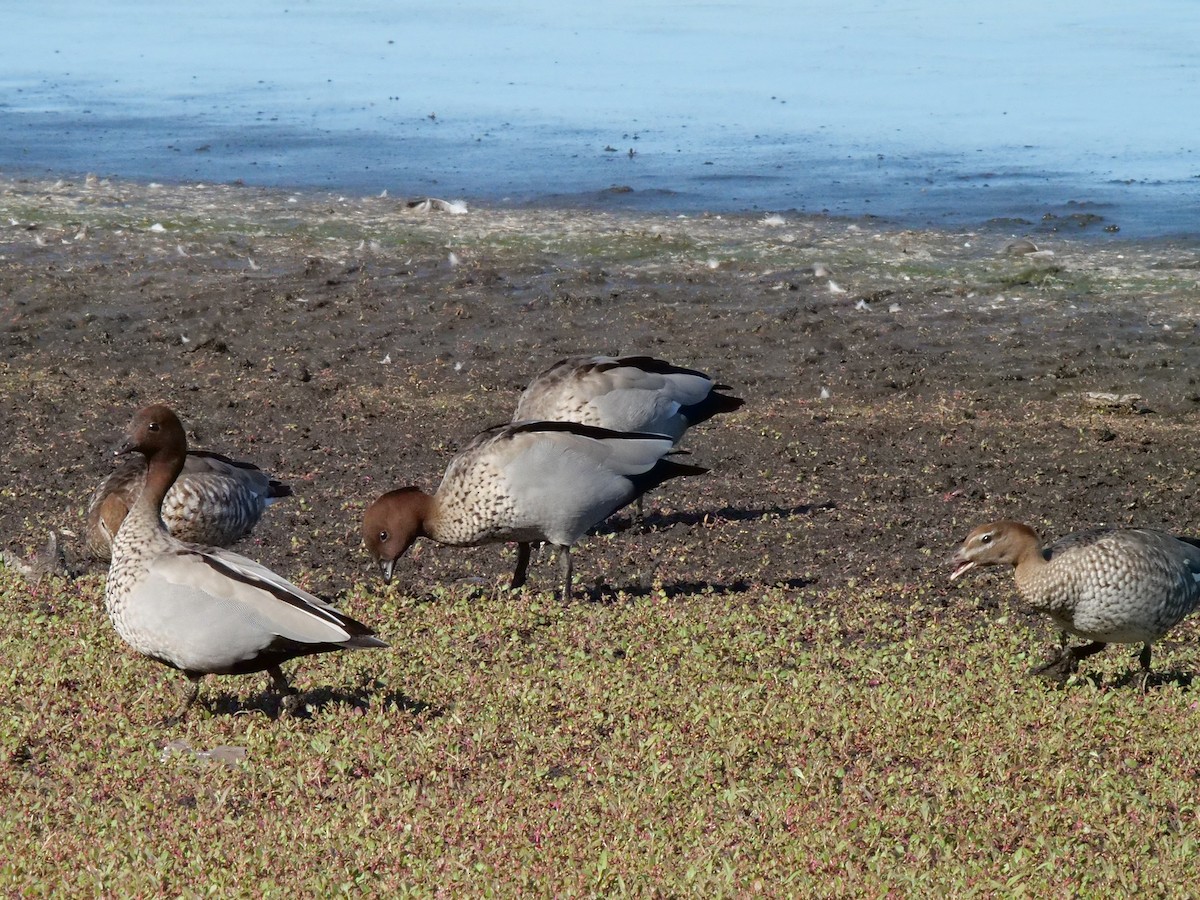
[2,175,1199,613]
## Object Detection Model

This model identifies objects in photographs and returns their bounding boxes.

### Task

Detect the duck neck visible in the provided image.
[132,447,185,524]
[414,490,441,542]
[1012,538,1050,597]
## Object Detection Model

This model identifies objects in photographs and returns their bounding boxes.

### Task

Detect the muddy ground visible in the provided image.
[1,175,1198,629]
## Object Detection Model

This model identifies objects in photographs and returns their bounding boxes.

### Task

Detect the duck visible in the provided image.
[513,354,742,525]
[514,354,744,443]
[86,450,292,560]
[104,404,387,722]
[951,520,1200,688]
[362,421,708,601]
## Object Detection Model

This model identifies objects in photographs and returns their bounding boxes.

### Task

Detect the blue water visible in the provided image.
[2,1,1199,236]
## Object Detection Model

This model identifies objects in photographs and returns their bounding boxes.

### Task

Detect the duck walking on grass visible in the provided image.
[363,421,708,601]
[950,520,1200,689]
[105,405,387,723]
[87,449,291,561]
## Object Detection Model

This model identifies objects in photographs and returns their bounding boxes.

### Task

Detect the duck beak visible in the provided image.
[949,554,975,582]
[114,428,138,456]
[378,558,396,584]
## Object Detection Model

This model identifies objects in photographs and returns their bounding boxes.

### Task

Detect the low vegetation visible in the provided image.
[4,567,1200,895]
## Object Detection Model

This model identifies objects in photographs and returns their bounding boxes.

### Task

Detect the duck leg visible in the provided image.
[511,542,533,590]
[557,545,574,603]
[1134,643,1153,693]
[267,665,300,717]
[163,673,203,726]
[1030,640,1107,682]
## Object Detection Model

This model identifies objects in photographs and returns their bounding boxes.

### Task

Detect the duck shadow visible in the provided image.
[1032,667,1194,693]
[1112,670,1193,692]
[207,680,439,720]
[585,575,815,604]
[296,684,442,719]
[595,501,836,536]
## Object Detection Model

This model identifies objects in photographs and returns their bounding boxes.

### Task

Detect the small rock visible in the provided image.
[0,532,68,584]
[1003,238,1038,256]
[1082,392,1151,414]
[406,197,469,215]
[161,739,247,767]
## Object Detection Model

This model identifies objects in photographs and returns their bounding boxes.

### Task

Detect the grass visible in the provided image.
[4,567,1200,896]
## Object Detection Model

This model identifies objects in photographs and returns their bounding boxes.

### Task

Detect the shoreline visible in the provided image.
[3,168,1198,246]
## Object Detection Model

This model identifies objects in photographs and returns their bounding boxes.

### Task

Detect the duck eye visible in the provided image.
[378,530,389,543]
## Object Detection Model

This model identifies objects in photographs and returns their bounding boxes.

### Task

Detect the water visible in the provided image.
[2,1,1199,236]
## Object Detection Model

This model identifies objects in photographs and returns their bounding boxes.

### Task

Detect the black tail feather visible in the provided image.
[628,458,708,497]
[681,391,745,427]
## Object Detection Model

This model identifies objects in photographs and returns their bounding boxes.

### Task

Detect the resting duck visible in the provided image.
[951,520,1200,688]
[363,421,707,601]
[86,450,292,560]
[104,405,387,722]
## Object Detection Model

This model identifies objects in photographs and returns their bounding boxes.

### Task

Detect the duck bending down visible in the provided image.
[87,450,292,560]
[105,405,387,722]
[951,520,1200,688]
[362,421,708,601]
[514,354,744,442]
[514,354,742,528]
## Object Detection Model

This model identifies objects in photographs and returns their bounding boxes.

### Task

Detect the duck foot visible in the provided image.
[631,498,649,534]
[1132,643,1153,694]
[1029,641,1107,682]
[267,665,302,717]
[161,675,203,726]
[279,692,302,717]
